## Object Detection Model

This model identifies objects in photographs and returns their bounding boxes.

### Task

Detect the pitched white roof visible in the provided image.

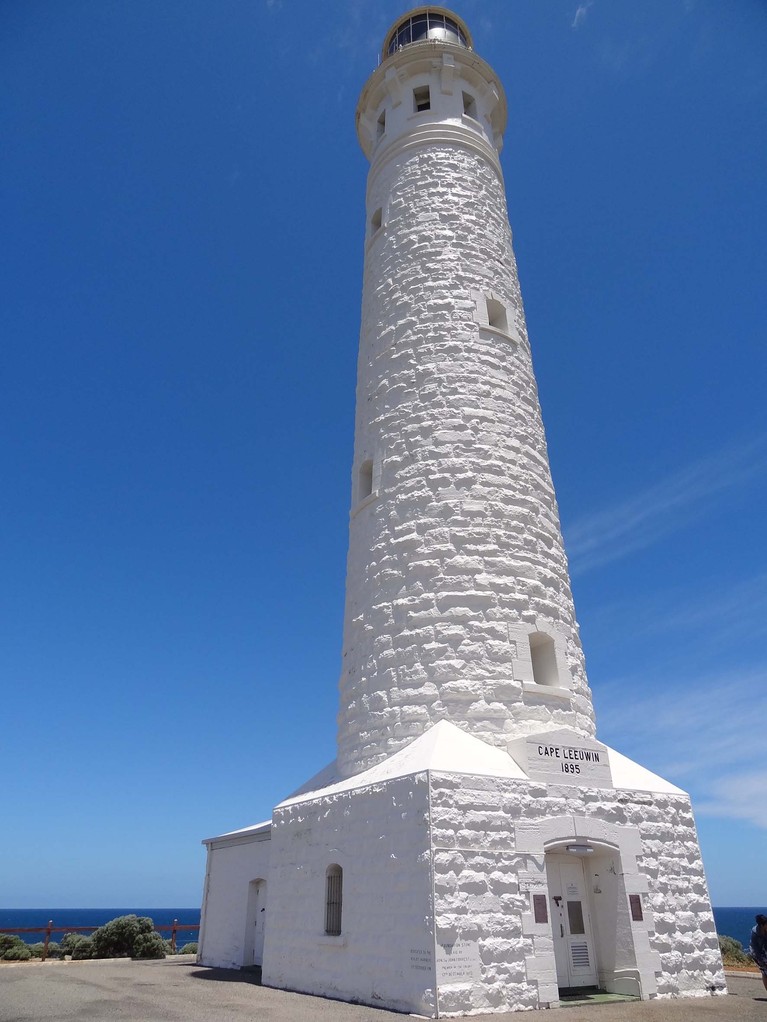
[204,722,687,838]
[278,719,687,806]
[278,719,528,808]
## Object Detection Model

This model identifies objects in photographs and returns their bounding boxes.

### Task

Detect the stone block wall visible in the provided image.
[337,136,595,777]
[263,774,437,1016]
[429,772,725,1014]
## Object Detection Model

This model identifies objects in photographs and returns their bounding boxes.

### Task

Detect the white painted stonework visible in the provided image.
[198,7,725,1014]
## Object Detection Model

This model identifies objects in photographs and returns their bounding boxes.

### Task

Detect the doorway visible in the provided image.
[243,879,267,967]
[546,854,598,989]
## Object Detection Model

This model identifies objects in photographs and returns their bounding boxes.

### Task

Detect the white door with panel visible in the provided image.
[546,855,598,988]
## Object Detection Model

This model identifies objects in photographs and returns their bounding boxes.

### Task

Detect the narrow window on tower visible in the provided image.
[486,297,508,334]
[462,91,477,119]
[529,632,558,687]
[413,85,431,112]
[370,208,382,235]
[376,109,386,140]
[358,459,374,502]
[325,864,343,936]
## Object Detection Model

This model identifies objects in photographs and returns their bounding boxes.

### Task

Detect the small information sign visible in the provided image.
[436,938,481,986]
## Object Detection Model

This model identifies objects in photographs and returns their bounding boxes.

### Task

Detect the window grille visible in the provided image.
[325,865,343,936]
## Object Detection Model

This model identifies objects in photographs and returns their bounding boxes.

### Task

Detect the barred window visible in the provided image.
[325,864,343,936]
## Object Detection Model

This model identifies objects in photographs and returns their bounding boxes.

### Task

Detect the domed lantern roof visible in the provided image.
[382,6,472,59]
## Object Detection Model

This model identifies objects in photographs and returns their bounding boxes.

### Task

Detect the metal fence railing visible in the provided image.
[0,920,199,961]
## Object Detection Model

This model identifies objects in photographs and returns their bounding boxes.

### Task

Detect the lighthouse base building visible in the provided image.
[198,7,724,1013]
[199,722,724,1014]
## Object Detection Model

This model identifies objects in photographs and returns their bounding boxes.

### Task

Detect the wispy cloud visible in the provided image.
[572,1,594,30]
[565,438,767,575]
[697,773,767,829]
[596,669,767,828]
[582,571,767,666]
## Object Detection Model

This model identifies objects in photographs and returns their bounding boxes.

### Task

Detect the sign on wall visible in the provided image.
[507,728,613,788]
[436,938,481,986]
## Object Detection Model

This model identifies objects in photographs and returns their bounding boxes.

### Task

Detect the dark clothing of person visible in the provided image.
[751,925,767,973]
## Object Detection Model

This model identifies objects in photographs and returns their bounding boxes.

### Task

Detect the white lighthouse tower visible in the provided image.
[198,9,725,1014]
[337,8,595,780]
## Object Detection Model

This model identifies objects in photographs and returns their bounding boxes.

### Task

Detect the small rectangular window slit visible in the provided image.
[629,894,644,922]
[358,460,373,502]
[413,85,431,112]
[533,894,548,924]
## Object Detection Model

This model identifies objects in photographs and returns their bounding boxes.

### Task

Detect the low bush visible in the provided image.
[0,934,33,961]
[3,944,32,961]
[132,932,166,960]
[26,940,62,959]
[719,934,754,967]
[60,932,90,956]
[91,914,155,959]
[71,937,95,960]
[178,942,198,955]
[0,934,26,956]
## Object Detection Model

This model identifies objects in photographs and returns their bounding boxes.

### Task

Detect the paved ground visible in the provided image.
[0,958,764,1022]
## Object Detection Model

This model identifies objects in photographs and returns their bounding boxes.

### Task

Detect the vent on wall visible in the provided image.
[570,942,590,969]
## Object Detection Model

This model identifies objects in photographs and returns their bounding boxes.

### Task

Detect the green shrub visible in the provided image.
[60,932,93,957]
[0,934,26,956]
[132,932,166,960]
[28,940,62,959]
[71,937,95,960]
[3,943,32,961]
[178,942,198,955]
[90,914,154,959]
[719,934,753,967]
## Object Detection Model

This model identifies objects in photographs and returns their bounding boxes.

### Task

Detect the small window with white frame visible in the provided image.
[529,631,558,687]
[486,297,508,334]
[462,91,477,119]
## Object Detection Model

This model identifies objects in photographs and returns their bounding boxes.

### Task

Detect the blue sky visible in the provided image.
[1,0,765,908]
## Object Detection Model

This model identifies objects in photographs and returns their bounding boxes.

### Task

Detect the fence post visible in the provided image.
[171,919,177,954]
[42,921,53,963]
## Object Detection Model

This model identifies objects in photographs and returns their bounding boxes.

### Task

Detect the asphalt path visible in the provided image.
[0,958,764,1022]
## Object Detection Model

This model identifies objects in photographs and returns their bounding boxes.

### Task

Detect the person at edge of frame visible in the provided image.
[750,914,767,993]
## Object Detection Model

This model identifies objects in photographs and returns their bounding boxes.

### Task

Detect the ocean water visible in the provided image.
[0,908,200,946]
[713,907,763,951]
[1,905,760,952]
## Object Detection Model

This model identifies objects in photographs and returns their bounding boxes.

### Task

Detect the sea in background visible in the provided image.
[0,906,760,953]
[0,908,200,945]
[713,907,762,952]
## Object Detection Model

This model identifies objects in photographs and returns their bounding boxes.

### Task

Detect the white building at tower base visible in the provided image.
[199,720,724,1014]
[197,7,725,1013]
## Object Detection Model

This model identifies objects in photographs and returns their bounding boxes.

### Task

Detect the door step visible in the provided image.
[558,987,639,1007]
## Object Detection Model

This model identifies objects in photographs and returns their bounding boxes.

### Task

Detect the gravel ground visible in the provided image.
[0,958,764,1022]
